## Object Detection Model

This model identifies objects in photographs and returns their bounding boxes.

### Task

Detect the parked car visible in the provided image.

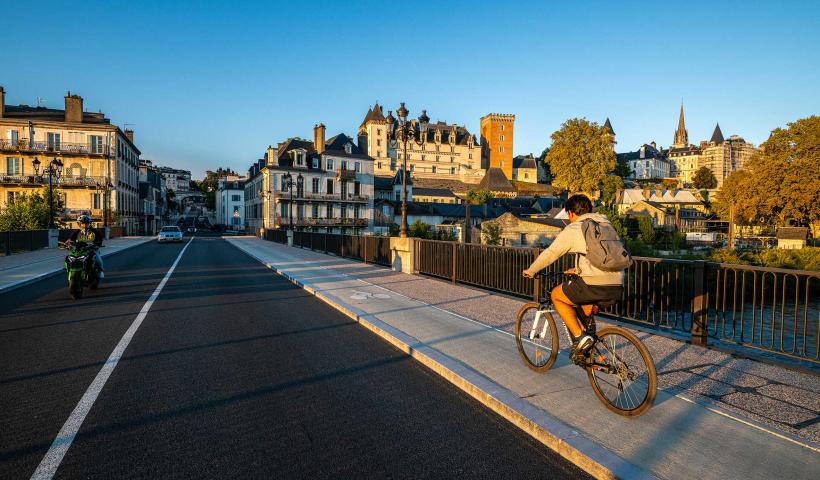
[158,226,183,243]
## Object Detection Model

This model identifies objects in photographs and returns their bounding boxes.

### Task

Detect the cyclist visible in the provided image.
[522,194,624,358]
[67,214,105,277]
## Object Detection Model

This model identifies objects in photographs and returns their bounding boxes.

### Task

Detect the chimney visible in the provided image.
[266,145,276,167]
[314,123,326,154]
[64,91,83,123]
[124,129,134,143]
[0,86,4,118]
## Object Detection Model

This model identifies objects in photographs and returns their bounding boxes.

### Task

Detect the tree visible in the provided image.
[599,175,624,209]
[0,189,63,231]
[537,147,551,181]
[691,166,718,190]
[662,178,679,190]
[482,223,503,245]
[545,118,616,193]
[466,189,495,204]
[613,155,632,179]
[408,219,433,239]
[637,216,656,244]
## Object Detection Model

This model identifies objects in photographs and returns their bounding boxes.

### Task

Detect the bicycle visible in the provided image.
[515,272,657,417]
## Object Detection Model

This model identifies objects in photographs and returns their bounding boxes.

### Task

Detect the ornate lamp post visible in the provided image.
[387,103,429,237]
[282,172,303,230]
[32,157,63,228]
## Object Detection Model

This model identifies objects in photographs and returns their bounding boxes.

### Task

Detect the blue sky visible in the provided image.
[2,0,818,178]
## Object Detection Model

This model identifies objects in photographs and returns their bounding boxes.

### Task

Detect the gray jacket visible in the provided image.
[524,213,624,286]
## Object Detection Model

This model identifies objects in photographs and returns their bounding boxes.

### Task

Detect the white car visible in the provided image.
[157,226,183,243]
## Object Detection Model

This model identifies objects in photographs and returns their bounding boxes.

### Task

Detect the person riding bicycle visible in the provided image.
[67,214,105,277]
[523,194,625,358]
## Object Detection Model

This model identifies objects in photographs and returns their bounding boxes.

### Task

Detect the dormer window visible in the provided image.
[312,158,319,169]
[344,143,352,154]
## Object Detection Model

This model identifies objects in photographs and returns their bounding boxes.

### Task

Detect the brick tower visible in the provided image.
[480,113,515,179]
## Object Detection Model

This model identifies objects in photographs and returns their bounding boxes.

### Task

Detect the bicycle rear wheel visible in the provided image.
[586,326,656,417]
[515,302,559,373]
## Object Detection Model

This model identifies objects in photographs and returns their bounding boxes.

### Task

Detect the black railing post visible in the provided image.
[341,232,346,258]
[691,261,709,346]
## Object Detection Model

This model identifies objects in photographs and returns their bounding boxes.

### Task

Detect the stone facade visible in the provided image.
[0,87,141,233]
[480,211,564,247]
[480,113,515,179]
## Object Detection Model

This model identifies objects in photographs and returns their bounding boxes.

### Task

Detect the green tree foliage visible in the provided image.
[714,116,820,228]
[482,223,503,245]
[465,189,495,205]
[545,118,616,193]
[538,147,551,181]
[662,178,679,190]
[0,188,63,231]
[599,175,624,209]
[408,219,433,239]
[691,166,718,189]
[613,155,632,179]
[636,216,656,244]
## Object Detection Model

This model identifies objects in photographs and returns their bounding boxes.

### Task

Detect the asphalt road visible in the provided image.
[0,236,591,479]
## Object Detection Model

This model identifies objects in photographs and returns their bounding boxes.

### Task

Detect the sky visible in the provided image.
[2,0,818,178]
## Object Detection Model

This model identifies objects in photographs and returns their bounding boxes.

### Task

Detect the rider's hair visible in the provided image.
[565,194,593,216]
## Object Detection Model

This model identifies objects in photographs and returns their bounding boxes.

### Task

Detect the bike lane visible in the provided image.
[0,239,191,479]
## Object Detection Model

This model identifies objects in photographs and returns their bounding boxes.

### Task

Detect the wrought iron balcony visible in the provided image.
[0,173,111,188]
[335,168,357,181]
[0,138,112,156]
[275,191,368,203]
[272,214,368,227]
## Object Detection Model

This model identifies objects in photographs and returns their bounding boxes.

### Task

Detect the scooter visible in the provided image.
[62,241,101,300]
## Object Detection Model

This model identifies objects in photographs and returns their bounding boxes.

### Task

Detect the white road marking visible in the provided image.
[30,237,195,480]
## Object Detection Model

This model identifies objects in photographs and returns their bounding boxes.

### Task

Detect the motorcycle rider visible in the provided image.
[67,214,104,278]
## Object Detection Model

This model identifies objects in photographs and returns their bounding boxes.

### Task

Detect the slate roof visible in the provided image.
[776,227,808,240]
[393,168,412,186]
[513,155,538,169]
[413,177,473,193]
[374,176,394,191]
[513,181,555,197]
[478,168,516,192]
[617,144,665,161]
[603,117,615,136]
[413,187,457,198]
[710,123,725,144]
[359,103,386,128]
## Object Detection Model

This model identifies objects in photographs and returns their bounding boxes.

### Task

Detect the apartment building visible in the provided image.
[0,87,141,233]
[216,175,245,229]
[138,159,168,235]
[245,124,374,235]
[617,143,672,180]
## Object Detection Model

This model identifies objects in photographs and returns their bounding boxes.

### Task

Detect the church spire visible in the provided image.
[672,103,688,147]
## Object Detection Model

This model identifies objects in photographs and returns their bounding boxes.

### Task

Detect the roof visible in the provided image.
[603,118,615,136]
[513,155,538,169]
[374,176,394,191]
[619,188,702,205]
[710,123,725,144]
[393,168,412,186]
[478,168,516,192]
[513,181,555,197]
[413,177,472,194]
[617,144,665,161]
[413,187,457,198]
[359,103,386,129]
[776,227,808,240]
[323,133,371,158]
[487,212,566,229]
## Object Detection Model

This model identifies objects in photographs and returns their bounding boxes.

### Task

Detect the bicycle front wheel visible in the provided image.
[515,302,559,373]
[586,326,657,417]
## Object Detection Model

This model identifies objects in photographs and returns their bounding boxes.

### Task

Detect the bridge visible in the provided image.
[0,235,817,479]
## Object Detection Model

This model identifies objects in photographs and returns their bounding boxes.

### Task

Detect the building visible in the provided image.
[667,104,702,185]
[617,188,705,215]
[358,103,484,183]
[216,176,245,229]
[480,113,515,179]
[245,124,374,235]
[699,124,757,186]
[138,160,167,235]
[776,227,808,250]
[603,117,616,151]
[157,166,191,192]
[617,143,672,180]
[0,87,141,233]
[511,154,538,183]
[479,212,565,247]
[412,187,459,204]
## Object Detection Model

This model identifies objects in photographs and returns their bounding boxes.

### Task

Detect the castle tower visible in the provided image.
[480,113,515,179]
[672,103,688,148]
[603,117,616,151]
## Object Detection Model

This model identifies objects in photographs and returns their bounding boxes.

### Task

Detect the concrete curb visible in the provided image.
[0,238,153,295]
[230,240,656,480]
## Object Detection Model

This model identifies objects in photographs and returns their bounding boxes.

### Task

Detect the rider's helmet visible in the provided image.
[77,214,92,227]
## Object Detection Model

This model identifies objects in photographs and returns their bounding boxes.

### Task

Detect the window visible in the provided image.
[47,132,61,150]
[395,191,401,201]
[326,205,333,219]
[499,135,505,141]
[377,139,382,147]
[312,158,319,169]
[295,152,305,166]
[341,160,348,170]
[377,129,381,135]
[312,177,319,193]
[312,204,319,218]
[450,167,455,174]
[6,157,22,175]
[7,192,16,204]
[326,159,333,170]
[92,193,100,209]
[377,162,382,169]
[353,205,360,219]
[500,124,505,131]
[432,166,437,173]
[410,164,414,171]
[354,181,360,196]
[499,146,504,153]
[326,179,334,195]
[468,153,473,159]
[354,162,360,172]
[524,173,529,179]
[8,129,19,145]
[520,233,527,245]
[450,156,454,163]
[232,194,241,202]
[341,205,347,219]
[89,135,103,154]
[435,156,440,162]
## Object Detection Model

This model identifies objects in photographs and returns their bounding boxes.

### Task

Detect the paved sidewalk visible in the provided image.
[227,237,820,480]
[0,237,153,293]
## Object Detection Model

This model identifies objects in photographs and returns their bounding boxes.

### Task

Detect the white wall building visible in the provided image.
[617,143,672,180]
[216,176,245,229]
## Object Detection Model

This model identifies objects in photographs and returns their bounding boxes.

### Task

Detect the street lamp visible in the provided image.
[282,172,303,230]
[32,157,63,228]
[388,103,429,237]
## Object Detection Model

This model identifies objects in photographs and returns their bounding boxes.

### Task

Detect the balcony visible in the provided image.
[274,191,368,203]
[62,208,104,220]
[336,168,357,181]
[272,214,367,228]
[0,139,111,156]
[0,173,111,188]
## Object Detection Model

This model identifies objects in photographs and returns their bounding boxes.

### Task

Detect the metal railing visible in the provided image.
[0,173,109,188]
[274,191,368,202]
[413,239,819,364]
[0,139,111,155]
[262,229,391,267]
[0,230,50,255]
